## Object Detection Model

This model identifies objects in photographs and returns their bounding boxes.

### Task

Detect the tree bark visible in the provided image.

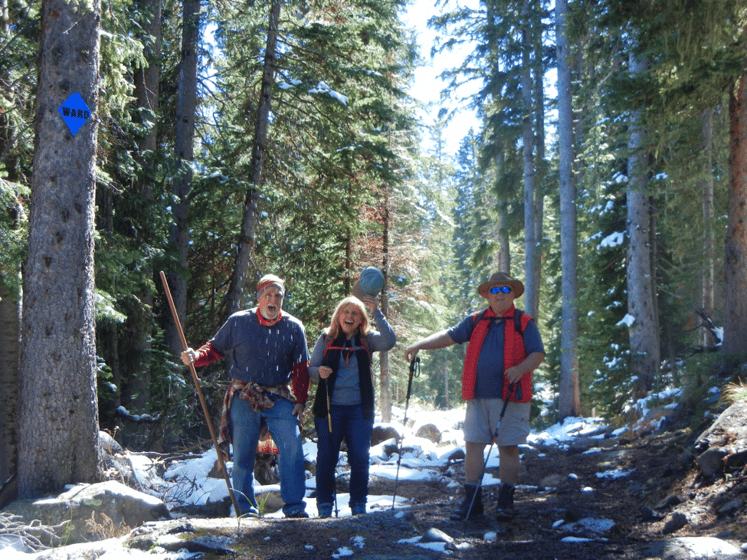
[700,108,716,351]
[124,0,162,411]
[626,51,660,399]
[166,0,200,355]
[724,74,747,366]
[227,0,282,317]
[0,282,20,494]
[379,189,392,423]
[532,1,545,314]
[18,0,101,497]
[521,0,539,318]
[556,0,580,420]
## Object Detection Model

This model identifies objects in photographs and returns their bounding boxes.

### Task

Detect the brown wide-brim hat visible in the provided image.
[478,271,524,299]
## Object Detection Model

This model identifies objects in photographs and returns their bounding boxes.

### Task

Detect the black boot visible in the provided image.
[495,482,516,521]
[449,484,484,520]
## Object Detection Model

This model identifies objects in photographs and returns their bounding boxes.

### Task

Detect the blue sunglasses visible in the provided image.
[490,286,513,294]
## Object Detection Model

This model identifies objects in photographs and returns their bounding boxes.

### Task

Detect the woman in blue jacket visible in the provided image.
[309,294,395,518]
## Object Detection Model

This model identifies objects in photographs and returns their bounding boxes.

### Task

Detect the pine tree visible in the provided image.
[19,0,102,497]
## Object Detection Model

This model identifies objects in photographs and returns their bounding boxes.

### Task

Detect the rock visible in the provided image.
[4,480,171,543]
[647,536,745,559]
[696,448,727,477]
[99,430,123,455]
[640,505,664,522]
[656,493,683,510]
[556,516,615,537]
[371,424,401,446]
[662,511,689,535]
[694,401,747,450]
[99,431,140,490]
[715,498,743,517]
[157,533,237,555]
[725,449,747,471]
[566,437,602,455]
[415,423,441,444]
[442,448,465,465]
[539,473,564,489]
[693,401,747,479]
[421,527,454,544]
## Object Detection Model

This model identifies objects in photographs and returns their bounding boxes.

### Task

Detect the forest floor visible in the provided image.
[174,427,746,559]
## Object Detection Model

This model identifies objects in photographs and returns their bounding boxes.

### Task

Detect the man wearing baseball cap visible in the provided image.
[404,272,545,521]
[181,274,310,518]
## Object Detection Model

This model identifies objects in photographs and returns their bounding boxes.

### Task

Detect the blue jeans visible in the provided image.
[230,396,306,516]
[314,404,373,508]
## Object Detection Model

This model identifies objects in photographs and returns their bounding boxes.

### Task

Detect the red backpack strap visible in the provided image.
[322,336,333,358]
[360,337,372,363]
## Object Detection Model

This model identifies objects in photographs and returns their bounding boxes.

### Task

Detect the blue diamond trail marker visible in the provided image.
[58,92,92,136]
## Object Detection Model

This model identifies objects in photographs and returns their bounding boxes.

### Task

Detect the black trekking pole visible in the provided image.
[326,381,339,518]
[391,357,420,509]
[464,382,517,521]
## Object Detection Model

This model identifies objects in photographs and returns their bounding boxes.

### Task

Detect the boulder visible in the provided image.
[371,424,401,446]
[646,536,745,560]
[415,423,442,444]
[693,401,747,477]
[5,480,171,543]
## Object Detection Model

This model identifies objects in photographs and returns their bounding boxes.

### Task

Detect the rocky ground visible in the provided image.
[6,402,747,560]
[121,423,746,560]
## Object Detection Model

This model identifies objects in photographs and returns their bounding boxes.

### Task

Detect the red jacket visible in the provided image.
[462,306,533,402]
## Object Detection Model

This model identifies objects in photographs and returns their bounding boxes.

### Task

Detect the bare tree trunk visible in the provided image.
[442,362,449,409]
[521,0,538,318]
[0,283,20,495]
[556,0,580,420]
[0,0,7,32]
[494,147,511,273]
[19,0,101,497]
[626,51,660,399]
[497,204,511,273]
[724,73,747,369]
[166,0,200,354]
[379,189,392,423]
[124,0,162,411]
[532,1,545,312]
[700,108,716,351]
[227,0,282,316]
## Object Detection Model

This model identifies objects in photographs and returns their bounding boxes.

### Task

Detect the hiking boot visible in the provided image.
[495,482,516,521]
[449,484,484,521]
[236,505,259,518]
[285,510,310,519]
[350,503,366,516]
[317,503,333,519]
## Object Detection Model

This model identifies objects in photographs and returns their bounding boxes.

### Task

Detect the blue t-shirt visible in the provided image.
[447,310,544,398]
[209,308,309,386]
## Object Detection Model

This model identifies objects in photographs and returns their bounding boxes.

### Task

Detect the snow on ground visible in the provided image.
[126,406,614,519]
[5,400,659,559]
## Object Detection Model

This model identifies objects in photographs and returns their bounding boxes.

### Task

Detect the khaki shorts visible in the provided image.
[463,399,530,446]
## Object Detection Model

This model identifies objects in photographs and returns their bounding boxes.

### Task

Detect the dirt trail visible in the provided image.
[188,428,745,559]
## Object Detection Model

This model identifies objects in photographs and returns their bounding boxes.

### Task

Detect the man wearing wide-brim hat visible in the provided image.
[404,271,545,522]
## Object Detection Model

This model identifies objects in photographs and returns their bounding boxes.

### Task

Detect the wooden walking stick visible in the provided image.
[159,271,240,517]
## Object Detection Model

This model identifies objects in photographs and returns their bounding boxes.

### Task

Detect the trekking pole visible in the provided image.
[391,357,420,509]
[326,381,338,518]
[159,271,240,517]
[464,382,517,521]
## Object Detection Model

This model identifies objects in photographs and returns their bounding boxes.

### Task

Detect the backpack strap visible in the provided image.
[473,308,525,335]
